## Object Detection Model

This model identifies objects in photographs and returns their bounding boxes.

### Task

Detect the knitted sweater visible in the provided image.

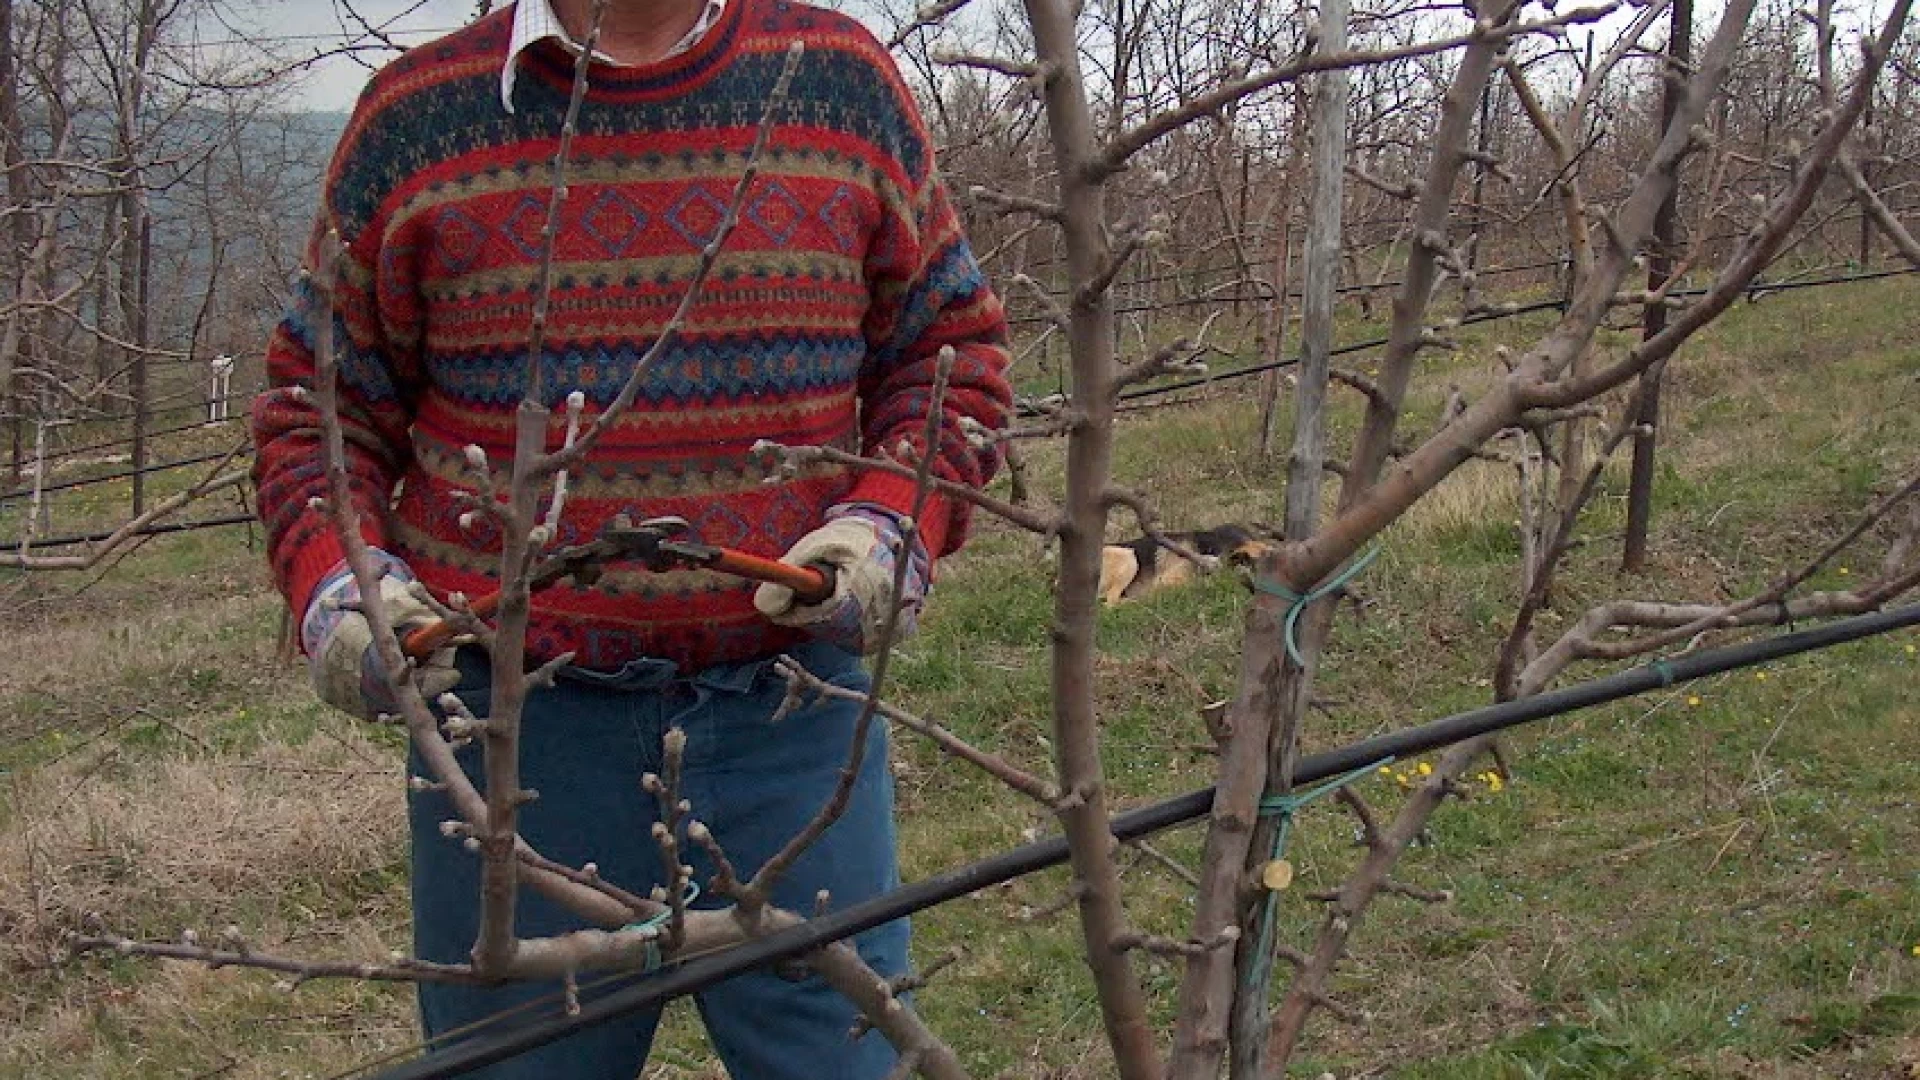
[251,0,1010,672]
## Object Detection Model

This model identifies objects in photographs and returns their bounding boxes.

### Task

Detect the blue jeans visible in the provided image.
[407,641,907,1079]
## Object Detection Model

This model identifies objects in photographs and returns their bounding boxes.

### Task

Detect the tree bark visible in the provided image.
[1226,1,1351,1071]
[1624,0,1693,573]
[1025,0,1162,1074]
[1256,81,1310,461]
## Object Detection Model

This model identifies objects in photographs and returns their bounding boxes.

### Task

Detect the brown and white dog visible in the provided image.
[1098,523,1278,605]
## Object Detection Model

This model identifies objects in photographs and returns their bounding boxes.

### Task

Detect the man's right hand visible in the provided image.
[302,557,460,721]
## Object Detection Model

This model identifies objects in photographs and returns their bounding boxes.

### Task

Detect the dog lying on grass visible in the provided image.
[1098,523,1279,605]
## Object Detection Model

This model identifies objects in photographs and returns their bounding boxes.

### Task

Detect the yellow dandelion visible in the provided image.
[1906,644,1916,656]
[1417,762,1433,776]
[1394,772,1412,789]
[1686,694,1703,707]
[1378,765,1394,777]
[1487,774,1506,793]
[1838,566,1851,576]
[1912,943,1920,957]
[1754,671,1768,681]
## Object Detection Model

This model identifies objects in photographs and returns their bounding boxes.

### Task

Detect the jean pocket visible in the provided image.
[789,641,871,693]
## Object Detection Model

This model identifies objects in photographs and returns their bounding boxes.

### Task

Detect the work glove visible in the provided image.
[302,553,460,721]
[754,505,931,656]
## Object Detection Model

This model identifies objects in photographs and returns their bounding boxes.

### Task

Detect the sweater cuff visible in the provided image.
[844,471,953,559]
[285,521,386,622]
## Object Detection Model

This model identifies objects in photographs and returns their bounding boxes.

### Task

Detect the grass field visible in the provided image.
[1,275,1917,1078]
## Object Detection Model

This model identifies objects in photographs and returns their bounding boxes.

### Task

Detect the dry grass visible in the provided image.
[1,735,402,934]
[1391,457,1521,543]
[0,733,411,1078]
[13,958,415,1080]
[0,591,284,733]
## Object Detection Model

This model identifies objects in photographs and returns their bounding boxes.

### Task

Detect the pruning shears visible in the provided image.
[401,515,836,659]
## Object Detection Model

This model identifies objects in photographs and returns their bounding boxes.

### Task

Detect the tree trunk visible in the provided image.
[1025,0,1162,1074]
[1225,0,1351,1071]
[0,0,24,407]
[1257,81,1311,461]
[129,213,151,514]
[1624,0,1693,573]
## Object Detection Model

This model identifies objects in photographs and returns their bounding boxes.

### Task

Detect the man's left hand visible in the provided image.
[754,506,930,656]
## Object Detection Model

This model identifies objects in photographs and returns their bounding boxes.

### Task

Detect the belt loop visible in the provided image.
[664,682,715,732]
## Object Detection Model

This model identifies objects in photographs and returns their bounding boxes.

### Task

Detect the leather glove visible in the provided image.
[753,505,930,656]
[302,554,460,720]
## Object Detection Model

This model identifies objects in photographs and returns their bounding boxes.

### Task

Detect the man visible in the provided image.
[249,0,1011,1075]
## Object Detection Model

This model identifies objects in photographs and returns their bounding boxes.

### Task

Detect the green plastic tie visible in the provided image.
[1251,544,1383,666]
[1258,757,1396,820]
[621,880,702,974]
[1241,756,1393,998]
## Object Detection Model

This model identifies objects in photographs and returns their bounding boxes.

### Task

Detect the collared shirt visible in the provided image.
[501,0,727,113]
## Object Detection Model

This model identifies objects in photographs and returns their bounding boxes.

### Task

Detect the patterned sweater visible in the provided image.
[251,0,1010,672]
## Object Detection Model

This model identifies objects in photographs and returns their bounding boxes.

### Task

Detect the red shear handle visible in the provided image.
[708,549,836,606]
[402,592,501,660]
[400,556,834,659]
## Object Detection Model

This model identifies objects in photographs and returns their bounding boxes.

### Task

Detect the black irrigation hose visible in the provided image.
[1005,257,1572,327]
[367,602,1920,1080]
[0,449,237,503]
[16,386,256,426]
[997,192,1917,264]
[1000,203,1920,323]
[1076,265,1920,414]
[1083,296,1571,413]
[1,393,255,450]
[3,512,256,551]
[135,391,259,425]
[1741,264,1918,295]
[29,412,246,468]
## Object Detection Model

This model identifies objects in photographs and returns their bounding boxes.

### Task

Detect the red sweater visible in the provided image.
[251,0,1010,671]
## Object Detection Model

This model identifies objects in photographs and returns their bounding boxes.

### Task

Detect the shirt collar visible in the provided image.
[501,0,727,114]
